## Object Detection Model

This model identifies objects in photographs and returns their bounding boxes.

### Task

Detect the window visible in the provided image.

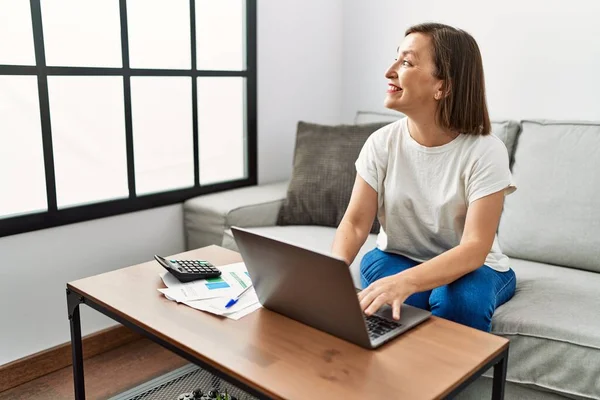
[0,0,257,238]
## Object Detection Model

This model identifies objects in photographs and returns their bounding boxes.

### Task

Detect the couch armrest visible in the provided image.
[183,181,289,250]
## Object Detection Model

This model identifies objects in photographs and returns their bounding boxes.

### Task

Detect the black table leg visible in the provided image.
[491,348,508,400]
[67,289,86,400]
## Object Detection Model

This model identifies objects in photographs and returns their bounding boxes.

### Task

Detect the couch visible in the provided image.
[183,112,600,400]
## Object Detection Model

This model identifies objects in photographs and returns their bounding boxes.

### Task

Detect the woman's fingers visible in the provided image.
[357,286,371,302]
[359,287,378,311]
[392,299,401,320]
[364,293,388,316]
[358,277,407,319]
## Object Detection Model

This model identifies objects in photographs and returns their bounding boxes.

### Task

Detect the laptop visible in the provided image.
[231,226,431,349]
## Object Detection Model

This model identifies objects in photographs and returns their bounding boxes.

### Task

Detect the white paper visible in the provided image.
[158,262,261,319]
[182,296,260,319]
[159,262,251,300]
[227,302,262,320]
[204,289,259,314]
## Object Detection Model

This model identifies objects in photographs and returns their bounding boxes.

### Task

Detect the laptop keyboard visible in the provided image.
[366,314,402,339]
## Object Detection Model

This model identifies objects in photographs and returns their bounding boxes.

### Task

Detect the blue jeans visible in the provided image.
[360,248,516,332]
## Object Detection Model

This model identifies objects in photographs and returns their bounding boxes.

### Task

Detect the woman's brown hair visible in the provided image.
[406,23,491,135]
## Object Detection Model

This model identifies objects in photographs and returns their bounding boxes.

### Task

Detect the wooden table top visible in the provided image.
[68,245,508,400]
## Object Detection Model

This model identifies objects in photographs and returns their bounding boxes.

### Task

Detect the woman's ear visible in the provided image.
[434,80,449,100]
[442,80,452,98]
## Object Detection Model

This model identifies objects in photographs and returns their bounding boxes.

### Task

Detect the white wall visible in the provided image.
[342,0,600,123]
[257,0,343,183]
[0,205,185,365]
[0,0,344,366]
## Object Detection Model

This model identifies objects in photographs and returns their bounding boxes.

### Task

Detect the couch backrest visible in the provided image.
[498,120,600,273]
[354,111,520,166]
[490,120,520,167]
[354,110,403,124]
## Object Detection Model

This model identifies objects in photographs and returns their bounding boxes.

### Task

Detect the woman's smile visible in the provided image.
[387,83,402,94]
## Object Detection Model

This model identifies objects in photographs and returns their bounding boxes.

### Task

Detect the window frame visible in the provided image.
[0,0,257,238]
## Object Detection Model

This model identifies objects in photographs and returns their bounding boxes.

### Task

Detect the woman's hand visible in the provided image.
[358,274,415,320]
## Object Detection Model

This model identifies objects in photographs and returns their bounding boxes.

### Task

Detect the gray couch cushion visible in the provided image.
[354,111,519,166]
[491,258,600,399]
[457,377,572,400]
[222,225,378,288]
[184,181,288,250]
[491,120,520,167]
[498,120,600,273]
[354,110,403,124]
[276,121,388,234]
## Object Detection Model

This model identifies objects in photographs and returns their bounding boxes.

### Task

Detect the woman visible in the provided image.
[331,22,516,332]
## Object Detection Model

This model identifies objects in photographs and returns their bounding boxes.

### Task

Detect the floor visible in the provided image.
[0,338,188,400]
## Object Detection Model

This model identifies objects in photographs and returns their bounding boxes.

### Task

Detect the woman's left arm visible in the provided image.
[359,190,505,319]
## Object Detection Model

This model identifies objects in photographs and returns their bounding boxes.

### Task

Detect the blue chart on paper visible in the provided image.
[204,277,230,290]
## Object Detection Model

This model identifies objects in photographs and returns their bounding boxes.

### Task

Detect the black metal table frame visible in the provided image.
[67,288,509,400]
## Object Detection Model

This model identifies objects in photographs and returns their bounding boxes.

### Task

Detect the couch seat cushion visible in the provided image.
[222,225,377,288]
[491,258,600,399]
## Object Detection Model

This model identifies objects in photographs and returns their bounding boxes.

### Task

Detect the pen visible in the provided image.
[225,285,253,308]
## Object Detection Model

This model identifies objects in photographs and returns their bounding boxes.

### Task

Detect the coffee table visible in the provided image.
[66,245,508,399]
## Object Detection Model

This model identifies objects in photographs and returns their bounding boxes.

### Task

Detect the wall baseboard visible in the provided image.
[0,324,142,393]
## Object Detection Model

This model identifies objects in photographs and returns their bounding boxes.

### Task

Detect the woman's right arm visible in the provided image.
[331,174,378,265]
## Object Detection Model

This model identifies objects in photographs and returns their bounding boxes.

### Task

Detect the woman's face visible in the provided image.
[384,33,444,115]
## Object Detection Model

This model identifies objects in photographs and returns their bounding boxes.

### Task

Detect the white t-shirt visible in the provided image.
[355,117,516,272]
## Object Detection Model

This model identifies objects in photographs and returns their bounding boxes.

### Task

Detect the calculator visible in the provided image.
[154,255,221,283]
